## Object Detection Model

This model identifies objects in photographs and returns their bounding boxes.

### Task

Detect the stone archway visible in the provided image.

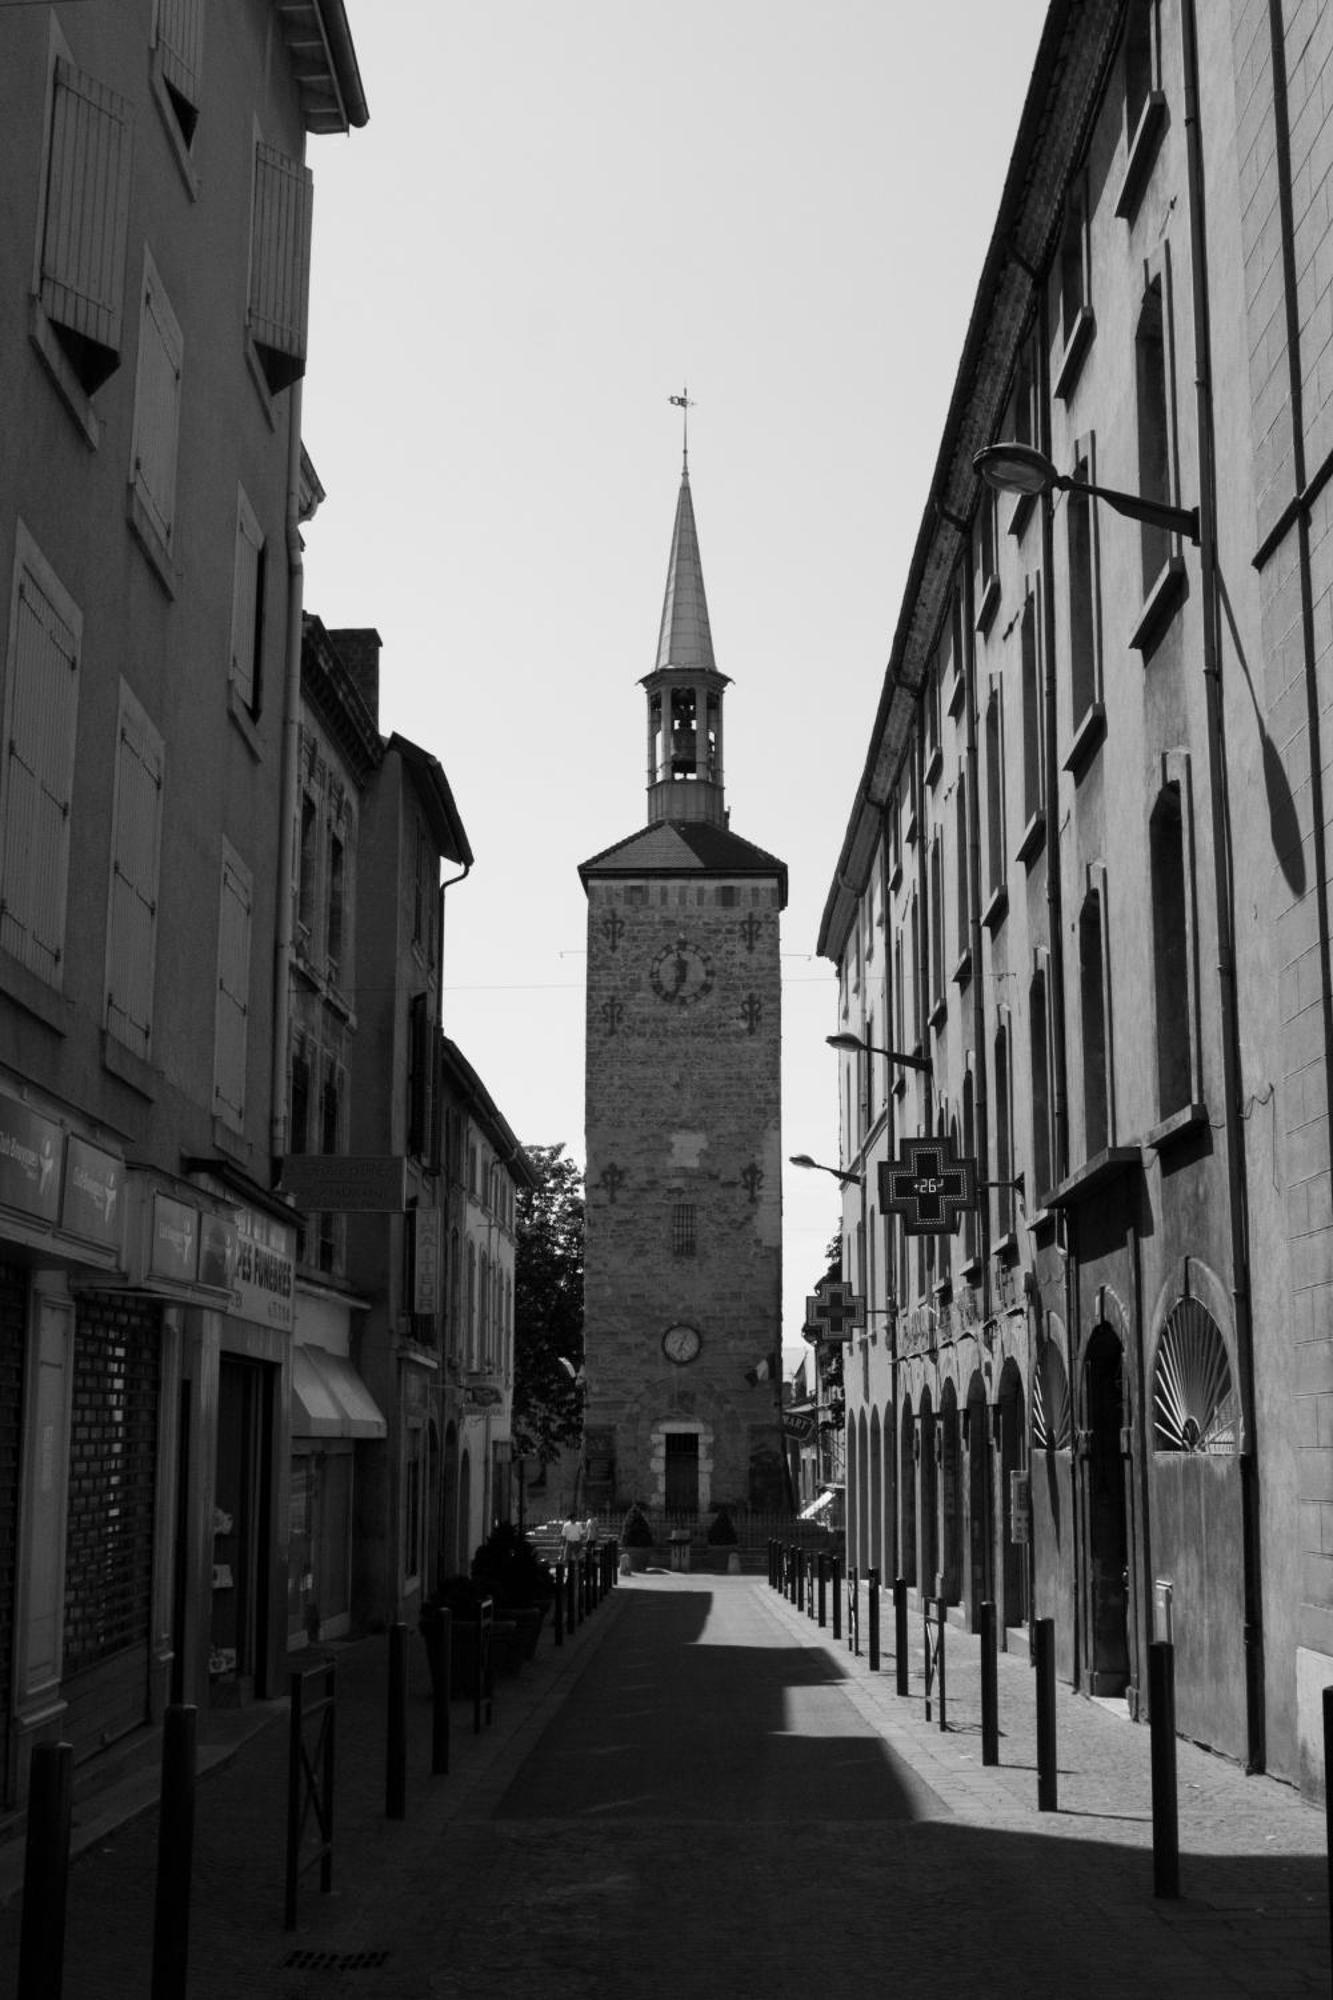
[996,1360,1027,1629]
[899,1396,916,1586]
[966,1370,990,1628]
[856,1410,870,1575]
[846,1415,859,1575]
[918,1388,938,1594]
[869,1407,883,1576]
[940,1381,962,1604]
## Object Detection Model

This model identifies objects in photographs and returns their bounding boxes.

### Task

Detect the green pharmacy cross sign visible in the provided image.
[803,1276,865,1343]
[878,1136,977,1237]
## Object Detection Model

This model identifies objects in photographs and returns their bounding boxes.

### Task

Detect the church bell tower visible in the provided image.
[578,444,787,1525]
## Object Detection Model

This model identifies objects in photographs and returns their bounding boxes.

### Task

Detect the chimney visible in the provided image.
[329,627,381,726]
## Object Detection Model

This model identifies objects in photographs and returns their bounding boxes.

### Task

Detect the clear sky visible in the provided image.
[301,0,1050,1367]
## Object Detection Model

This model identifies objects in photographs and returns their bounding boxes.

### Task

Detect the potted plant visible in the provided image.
[707,1505,742,1573]
[620,1503,654,1572]
[471,1523,555,1660]
[423,1574,519,1695]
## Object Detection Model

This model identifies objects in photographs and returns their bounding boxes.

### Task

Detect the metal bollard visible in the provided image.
[19,1739,73,2000]
[151,1704,197,2000]
[386,1622,408,1820]
[894,1577,909,1696]
[868,1568,881,1672]
[1149,1641,1180,1898]
[848,1573,859,1656]
[1035,1616,1057,1811]
[568,1554,580,1629]
[817,1552,828,1628]
[796,1547,805,1613]
[788,1545,797,1604]
[980,1600,999,1766]
[831,1556,842,1640]
[553,1561,565,1646]
[808,1552,818,1620]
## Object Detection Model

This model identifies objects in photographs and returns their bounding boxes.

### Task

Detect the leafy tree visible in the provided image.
[513,1143,584,1464]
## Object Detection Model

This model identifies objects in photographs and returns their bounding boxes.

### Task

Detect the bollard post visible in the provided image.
[568,1554,579,1630]
[788,1545,797,1604]
[894,1577,909,1697]
[849,1573,860,1656]
[422,1606,451,1775]
[808,1552,818,1620]
[386,1622,408,1820]
[1149,1641,1180,1898]
[831,1555,842,1640]
[151,1704,197,2000]
[868,1568,881,1671]
[18,1739,73,2000]
[553,1561,564,1647]
[980,1600,999,1766]
[285,1661,336,1930]
[1035,1616,1057,1811]
[817,1552,828,1628]
[796,1547,805,1613]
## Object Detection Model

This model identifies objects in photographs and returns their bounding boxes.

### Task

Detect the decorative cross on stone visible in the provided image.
[878,1135,977,1237]
[602,910,625,952]
[740,993,762,1035]
[739,913,762,953]
[599,1163,626,1204]
[740,1161,763,1204]
[600,995,625,1036]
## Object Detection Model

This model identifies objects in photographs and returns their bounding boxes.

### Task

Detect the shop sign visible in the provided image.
[280,1154,407,1212]
[230,1205,295,1330]
[0,1092,62,1223]
[61,1136,123,1249]
[464,1385,503,1409]
[150,1194,199,1283]
[199,1212,237,1291]
[412,1207,442,1314]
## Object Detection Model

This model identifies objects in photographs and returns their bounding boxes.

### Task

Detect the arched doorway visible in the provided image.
[940,1382,962,1604]
[918,1388,938,1594]
[458,1447,472,1576]
[856,1410,870,1575]
[846,1416,859,1575]
[966,1371,990,1628]
[997,1361,1027,1629]
[899,1397,916,1586]
[1084,1324,1129,1694]
[869,1409,882,1575]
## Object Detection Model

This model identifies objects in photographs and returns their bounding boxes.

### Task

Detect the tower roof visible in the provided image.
[653,467,717,676]
[578,819,787,907]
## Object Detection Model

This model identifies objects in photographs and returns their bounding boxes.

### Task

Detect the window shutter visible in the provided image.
[0,557,80,982]
[155,0,204,113]
[214,847,252,1125]
[40,60,133,369]
[229,487,264,705]
[248,143,313,393]
[131,257,183,549]
[106,686,163,1058]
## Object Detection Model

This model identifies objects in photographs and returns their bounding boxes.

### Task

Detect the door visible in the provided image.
[1085,1326,1130,1695]
[664,1432,699,1515]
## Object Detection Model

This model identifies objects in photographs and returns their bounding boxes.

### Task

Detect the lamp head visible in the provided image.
[973,441,1059,498]
[826,1033,866,1053]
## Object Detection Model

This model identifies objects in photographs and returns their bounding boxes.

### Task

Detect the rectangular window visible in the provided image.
[1055,178,1094,397]
[326,830,345,982]
[994,1020,1014,1239]
[1030,965,1053,1201]
[130,250,183,558]
[297,790,318,947]
[1067,445,1100,734]
[985,688,1005,909]
[36,59,133,396]
[229,486,265,713]
[1021,591,1042,829]
[153,0,204,146]
[214,843,252,1127]
[955,773,971,962]
[1136,273,1172,592]
[1079,883,1110,1157]
[1151,768,1198,1119]
[407,992,429,1158]
[105,681,164,1058]
[290,1036,311,1152]
[248,141,313,395]
[671,1204,696,1257]
[929,835,946,1008]
[977,487,999,629]
[0,528,81,984]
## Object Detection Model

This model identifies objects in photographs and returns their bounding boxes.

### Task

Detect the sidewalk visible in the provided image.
[0,1586,629,1998]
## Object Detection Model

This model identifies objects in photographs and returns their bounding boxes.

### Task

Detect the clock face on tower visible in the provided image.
[662,1322,702,1365]
[650,936,715,1007]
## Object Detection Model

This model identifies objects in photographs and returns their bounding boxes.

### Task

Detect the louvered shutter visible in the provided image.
[248,143,313,393]
[106,687,163,1058]
[229,488,264,707]
[40,60,133,379]
[131,257,183,549]
[155,0,204,113]
[0,559,80,983]
[214,847,252,1126]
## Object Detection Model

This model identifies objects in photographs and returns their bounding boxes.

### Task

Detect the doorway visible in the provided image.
[664,1432,699,1514]
[1085,1325,1130,1694]
[211,1356,272,1702]
[966,1372,990,1627]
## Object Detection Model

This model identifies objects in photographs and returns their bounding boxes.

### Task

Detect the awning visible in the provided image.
[291,1344,386,1439]
[798,1488,840,1521]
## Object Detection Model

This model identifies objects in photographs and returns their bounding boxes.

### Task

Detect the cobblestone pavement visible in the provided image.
[0,1574,1328,1997]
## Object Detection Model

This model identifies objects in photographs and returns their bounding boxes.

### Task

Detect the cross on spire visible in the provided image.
[668,386,694,472]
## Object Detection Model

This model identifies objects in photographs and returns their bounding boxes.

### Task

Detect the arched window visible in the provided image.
[1032,1336,1073,1452]
[1153,1298,1238,1453]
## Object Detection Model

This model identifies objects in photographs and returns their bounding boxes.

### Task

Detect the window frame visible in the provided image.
[104,678,164,1061]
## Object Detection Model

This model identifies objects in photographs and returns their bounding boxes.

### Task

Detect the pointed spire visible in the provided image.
[654,468,717,675]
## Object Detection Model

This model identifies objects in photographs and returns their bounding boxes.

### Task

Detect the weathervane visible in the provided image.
[668,386,694,471]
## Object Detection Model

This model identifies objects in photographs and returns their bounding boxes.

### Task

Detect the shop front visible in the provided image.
[288,1292,386,1646]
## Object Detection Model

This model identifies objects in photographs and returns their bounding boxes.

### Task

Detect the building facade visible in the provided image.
[580,459,788,1523]
[0,2,365,1807]
[821,0,1333,1794]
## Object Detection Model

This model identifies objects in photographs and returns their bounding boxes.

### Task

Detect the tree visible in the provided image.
[513,1143,585,1464]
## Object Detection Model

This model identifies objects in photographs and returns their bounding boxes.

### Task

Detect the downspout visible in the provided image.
[271,379,305,1165]
[1183,0,1264,1771]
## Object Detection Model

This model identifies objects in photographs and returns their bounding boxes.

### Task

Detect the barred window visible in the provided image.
[671,1204,696,1257]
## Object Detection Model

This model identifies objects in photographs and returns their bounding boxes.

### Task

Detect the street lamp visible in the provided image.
[826,1030,933,1076]
[973,440,1199,546]
[789,1153,863,1188]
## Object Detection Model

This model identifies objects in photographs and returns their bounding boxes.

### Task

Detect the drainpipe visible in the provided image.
[270,379,305,1165]
[1183,0,1264,1771]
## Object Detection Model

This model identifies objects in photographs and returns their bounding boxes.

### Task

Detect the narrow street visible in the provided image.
[3,1574,1326,1998]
